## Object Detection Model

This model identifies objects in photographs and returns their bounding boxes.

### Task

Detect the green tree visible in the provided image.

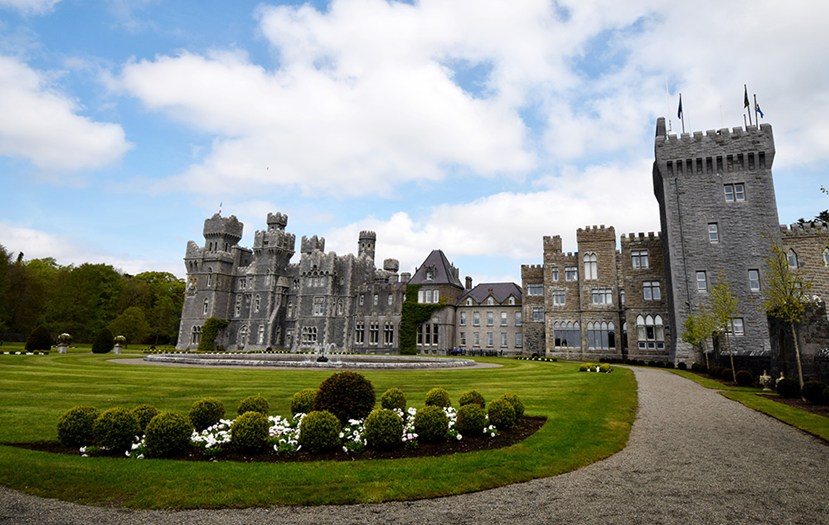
[681,305,715,369]
[763,243,812,388]
[134,272,185,344]
[0,245,11,334]
[108,306,151,346]
[91,327,115,354]
[709,273,739,382]
[5,257,60,338]
[46,264,123,341]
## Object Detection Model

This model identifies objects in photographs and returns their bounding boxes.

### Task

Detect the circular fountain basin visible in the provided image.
[143,352,481,370]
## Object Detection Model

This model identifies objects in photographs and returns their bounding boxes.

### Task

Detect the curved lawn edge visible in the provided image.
[0,356,637,509]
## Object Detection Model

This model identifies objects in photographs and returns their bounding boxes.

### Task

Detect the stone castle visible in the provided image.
[177,117,829,375]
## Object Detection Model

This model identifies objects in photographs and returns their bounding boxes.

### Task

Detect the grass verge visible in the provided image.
[0,351,636,509]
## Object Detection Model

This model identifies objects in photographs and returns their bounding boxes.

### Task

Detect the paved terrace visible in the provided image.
[1,367,827,524]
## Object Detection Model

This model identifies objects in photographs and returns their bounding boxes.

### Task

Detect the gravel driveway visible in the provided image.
[2,367,827,524]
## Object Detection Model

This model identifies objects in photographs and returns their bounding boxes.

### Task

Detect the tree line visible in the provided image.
[0,245,184,346]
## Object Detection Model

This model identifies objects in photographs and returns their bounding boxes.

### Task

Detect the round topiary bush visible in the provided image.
[291,388,317,416]
[144,412,193,458]
[678,362,689,371]
[776,377,800,399]
[237,395,269,416]
[314,371,376,424]
[231,411,269,452]
[456,404,487,436]
[57,405,99,447]
[93,407,141,451]
[298,410,341,452]
[91,327,114,354]
[735,369,755,387]
[802,381,828,404]
[499,393,525,419]
[487,397,516,430]
[413,405,449,443]
[25,325,52,352]
[189,398,226,431]
[720,367,733,380]
[132,404,159,433]
[458,390,485,408]
[424,387,451,408]
[380,387,407,411]
[363,408,403,450]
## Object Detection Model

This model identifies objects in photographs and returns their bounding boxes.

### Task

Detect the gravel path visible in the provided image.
[2,367,827,524]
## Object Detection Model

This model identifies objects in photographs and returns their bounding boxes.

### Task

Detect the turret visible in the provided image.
[203,214,243,253]
[358,231,376,261]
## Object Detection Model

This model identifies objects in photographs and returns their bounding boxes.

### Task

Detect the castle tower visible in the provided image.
[653,117,779,364]
[358,231,376,261]
[203,213,243,253]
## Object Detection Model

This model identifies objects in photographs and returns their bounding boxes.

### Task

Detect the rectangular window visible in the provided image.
[532,306,544,322]
[631,250,649,269]
[460,332,466,346]
[301,326,318,344]
[460,311,467,326]
[473,332,480,347]
[565,267,578,281]
[515,311,522,326]
[748,269,761,292]
[486,332,494,348]
[724,183,746,202]
[500,312,508,326]
[384,322,394,345]
[730,318,745,336]
[369,322,379,345]
[527,284,544,296]
[500,332,508,347]
[552,290,566,305]
[696,271,708,292]
[643,281,661,301]
[373,294,379,306]
[708,223,719,243]
[515,332,523,347]
[313,297,325,316]
[486,311,494,326]
[355,321,365,344]
[473,312,481,326]
[551,267,559,281]
[591,288,613,305]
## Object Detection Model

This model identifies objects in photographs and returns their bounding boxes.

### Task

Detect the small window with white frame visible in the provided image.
[643,281,661,301]
[565,266,578,281]
[724,183,746,202]
[748,269,760,292]
[729,318,745,336]
[708,223,719,243]
[527,284,544,296]
[631,250,649,269]
[696,271,708,292]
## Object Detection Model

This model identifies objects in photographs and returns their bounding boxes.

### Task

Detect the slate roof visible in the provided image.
[408,249,464,288]
[459,282,522,306]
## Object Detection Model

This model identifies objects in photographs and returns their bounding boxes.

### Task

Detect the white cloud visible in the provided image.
[0,56,131,171]
[0,0,60,15]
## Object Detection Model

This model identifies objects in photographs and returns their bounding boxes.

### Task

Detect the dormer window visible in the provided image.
[425,268,434,280]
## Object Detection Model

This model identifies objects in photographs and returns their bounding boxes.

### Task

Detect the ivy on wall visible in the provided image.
[399,284,445,355]
[198,317,230,351]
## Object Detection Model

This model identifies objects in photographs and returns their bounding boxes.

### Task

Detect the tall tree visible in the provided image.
[108,306,151,346]
[681,305,715,369]
[763,243,812,388]
[709,274,739,382]
[46,263,123,341]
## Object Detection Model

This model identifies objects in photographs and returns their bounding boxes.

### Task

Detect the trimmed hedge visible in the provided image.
[93,407,140,451]
[189,398,226,431]
[57,405,99,447]
[802,381,828,404]
[298,410,341,452]
[458,390,485,408]
[231,411,269,452]
[735,370,754,387]
[237,395,269,416]
[487,397,516,430]
[413,405,449,443]
[456,404,487,436]
[776,378,800,399]
[291,388,317,416]
[380,387,407,411]
[25,325,52,352]
[363,408,403,450]
[314,372,375,424]
[144,412,192,458]
[132,404,159,433]
[424,387,451,408]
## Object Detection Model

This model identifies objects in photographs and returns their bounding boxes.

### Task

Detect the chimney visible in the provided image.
[465,276,473,290]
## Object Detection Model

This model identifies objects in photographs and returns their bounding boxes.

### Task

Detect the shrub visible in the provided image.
[57,405,99,447]
[499,393,525,419]
[189,398,226,431]
[487,398,516,430]
[363,408,403,450]
[25,325,52,351]
[291,388,317,416]
[131,404,159,433]
[379,387,407,411]
[708,365,723,377]
[776,378,800,399]
[802,381,828,404]
[599,363,612,373]
[298,410,341,452]
[579,363,596,372]
[719,368,733,380]
[314,371,375,424]
[458,390,485,408]
[456,404,487,436]
[735,370,755,387]
[93,408,141,451]
[237,395,269,416]
[231,411,269,452]
[413,405,449,443]
[91,327,114,354]
[690,362,705,373]
[144,412,192,458]
[424,387,451,408]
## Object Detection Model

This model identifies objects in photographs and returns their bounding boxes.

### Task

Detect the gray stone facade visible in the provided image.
[456,280,524,356]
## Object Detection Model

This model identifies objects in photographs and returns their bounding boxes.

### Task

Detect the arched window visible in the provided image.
[587,321,615,349]
[206,267,213,287]
[787,249,798,269]
[202,298,209,315]
[553,321,580,348]
[584,252,598,280]
[636,314,665,350]
[254,295,261,313]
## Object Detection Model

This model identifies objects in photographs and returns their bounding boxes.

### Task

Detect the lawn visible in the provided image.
[0,349,637,509]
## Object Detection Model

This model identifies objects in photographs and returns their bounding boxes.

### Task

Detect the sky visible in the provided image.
[1,0,827,285]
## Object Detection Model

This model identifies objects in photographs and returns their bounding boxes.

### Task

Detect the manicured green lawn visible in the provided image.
[670,369,829,442]
[0,351,636,508]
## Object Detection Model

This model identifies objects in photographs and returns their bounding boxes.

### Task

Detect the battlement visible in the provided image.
[521,265,544,279]
[359,230,377,240]
[203,213,243,241]
[300,235,325,254]
[780,222,829,237]
[654,117,775,170]
[622,231,661,244]
[267,212,288,231]
[383,258,399,272]
[543,235,563,253]
[577,225,616,242]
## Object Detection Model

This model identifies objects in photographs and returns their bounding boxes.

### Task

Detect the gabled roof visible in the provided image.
[459,282,522,306]
[409,249,464,288]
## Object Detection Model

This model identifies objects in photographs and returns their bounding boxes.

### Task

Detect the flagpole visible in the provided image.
[744,84,753,127]
[753,94,759,125]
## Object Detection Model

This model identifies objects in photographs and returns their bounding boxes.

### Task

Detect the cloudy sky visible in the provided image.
[1,0,826,284]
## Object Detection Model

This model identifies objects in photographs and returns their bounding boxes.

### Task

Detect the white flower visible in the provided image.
[456,434,462,441]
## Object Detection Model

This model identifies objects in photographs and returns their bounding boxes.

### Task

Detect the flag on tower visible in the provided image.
[677,94,683,119]
[744,86,750,109]
[755,101,764,119]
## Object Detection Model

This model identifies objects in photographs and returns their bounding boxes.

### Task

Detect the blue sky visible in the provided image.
[1,0,827,284]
